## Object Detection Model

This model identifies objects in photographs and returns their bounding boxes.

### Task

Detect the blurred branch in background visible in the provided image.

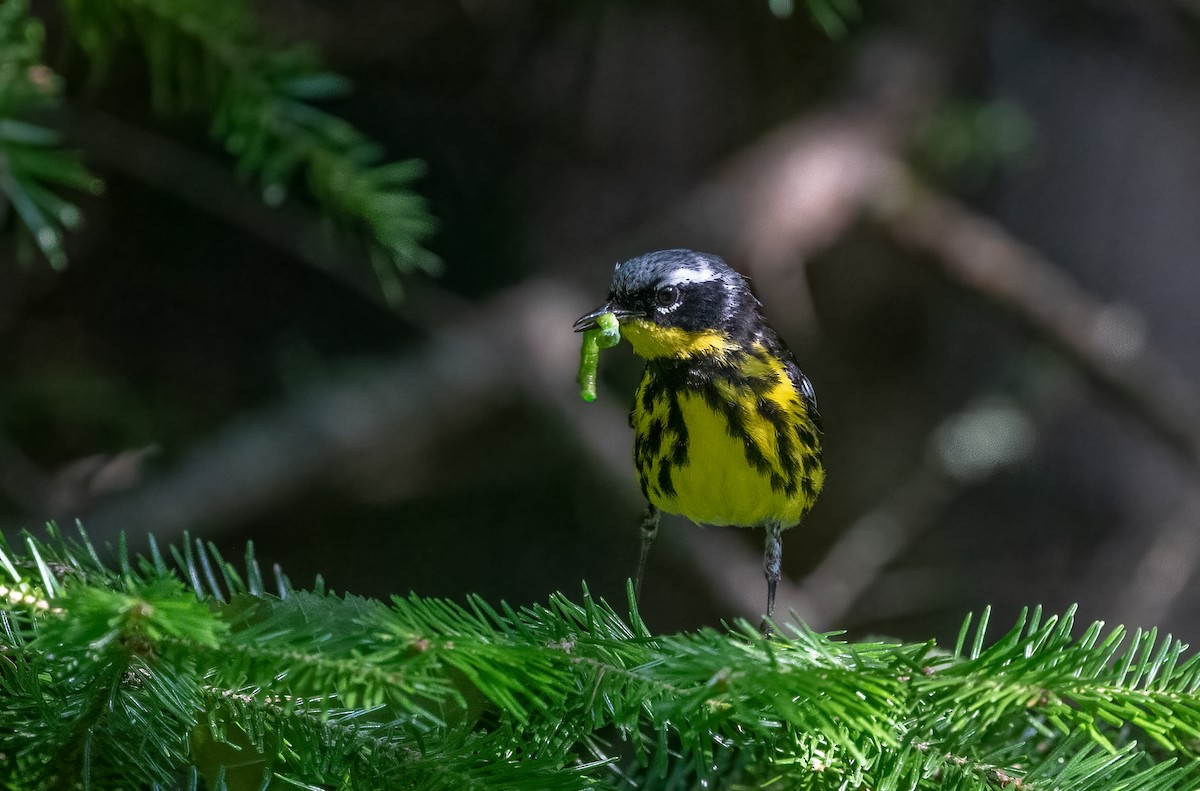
[81,281,597,542]
[0,431,157,519]
[874,181,1200,478]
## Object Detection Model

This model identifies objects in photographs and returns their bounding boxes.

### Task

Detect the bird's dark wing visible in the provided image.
[783,355,822,433]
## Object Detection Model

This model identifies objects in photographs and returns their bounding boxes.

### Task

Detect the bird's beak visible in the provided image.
[573,303,643,332]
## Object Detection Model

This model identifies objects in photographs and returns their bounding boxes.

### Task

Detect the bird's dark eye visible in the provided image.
[656,285,680,308]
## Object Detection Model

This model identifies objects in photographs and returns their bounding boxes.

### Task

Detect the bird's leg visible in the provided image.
[763,523,784,626]
[635,504,660,603]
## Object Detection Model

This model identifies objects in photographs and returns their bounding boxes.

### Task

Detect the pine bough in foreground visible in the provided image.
[3,525,1200,789]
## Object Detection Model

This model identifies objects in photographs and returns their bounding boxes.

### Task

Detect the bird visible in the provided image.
[574,249,824,623]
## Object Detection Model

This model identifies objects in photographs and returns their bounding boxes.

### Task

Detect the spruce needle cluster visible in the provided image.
[1,0,435,293]
[3,524,1200,789]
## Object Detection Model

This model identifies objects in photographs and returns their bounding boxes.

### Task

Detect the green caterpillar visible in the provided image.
[578,312,620,402]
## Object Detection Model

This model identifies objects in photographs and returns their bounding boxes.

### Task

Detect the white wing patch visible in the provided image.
[660,263,718,286]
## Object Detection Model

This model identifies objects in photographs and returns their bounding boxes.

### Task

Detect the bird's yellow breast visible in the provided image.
[631,343,823,529]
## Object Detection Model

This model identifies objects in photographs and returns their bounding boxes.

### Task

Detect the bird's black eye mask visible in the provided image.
[611,281,730,333]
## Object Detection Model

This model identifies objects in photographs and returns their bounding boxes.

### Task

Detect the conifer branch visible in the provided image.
[1,0,435,283]
[59,0,437,290]
[5,523,1200,789]
[0,0,103,269]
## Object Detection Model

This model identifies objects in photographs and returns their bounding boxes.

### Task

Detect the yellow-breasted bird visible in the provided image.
[574,249,824,621]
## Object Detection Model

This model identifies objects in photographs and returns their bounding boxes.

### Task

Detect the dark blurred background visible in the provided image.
[5,0,1200,643]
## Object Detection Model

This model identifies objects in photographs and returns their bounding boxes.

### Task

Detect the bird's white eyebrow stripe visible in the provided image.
[659,264,717,286]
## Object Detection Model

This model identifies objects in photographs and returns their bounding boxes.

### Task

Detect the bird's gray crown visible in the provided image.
[610,249,741,296]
